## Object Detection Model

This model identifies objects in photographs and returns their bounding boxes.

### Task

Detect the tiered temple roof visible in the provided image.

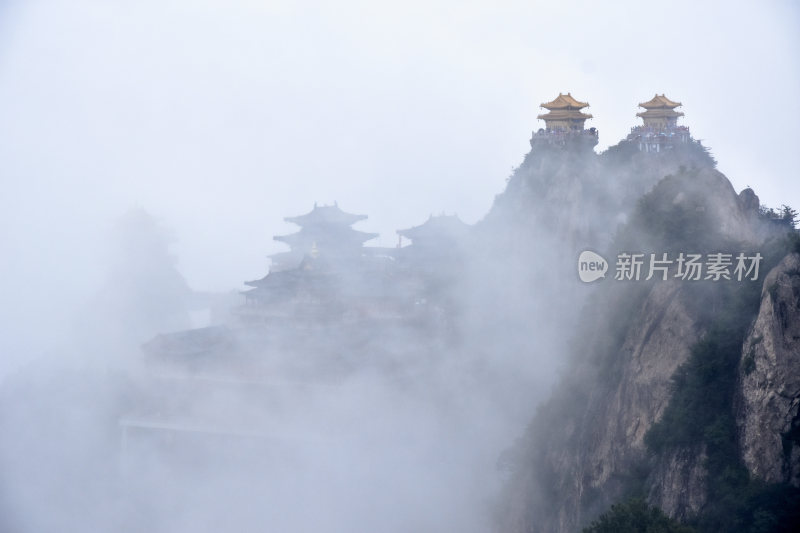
[537,93,593,131]
[627,94,691,152]
[397,214,470,248]
[239,203,381,319]
[540,93,589,109]
[269,203,377,272]
[636,94,684,129]
[284,205,368,227]
[396,215,471,281]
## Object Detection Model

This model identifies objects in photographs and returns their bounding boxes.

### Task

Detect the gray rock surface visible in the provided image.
[737,252,800,486]
[496,163,772,532]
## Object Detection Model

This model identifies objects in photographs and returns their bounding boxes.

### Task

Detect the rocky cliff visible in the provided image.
[462,139,719,419]
[737,253,800,487]
[491,137,800,532]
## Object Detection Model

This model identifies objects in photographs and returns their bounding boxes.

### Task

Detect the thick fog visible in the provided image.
[1,1,799,532]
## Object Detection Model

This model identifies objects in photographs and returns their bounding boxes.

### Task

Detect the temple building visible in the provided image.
[537,93,593,131]
[238,203,423,325]
[627,93,691,152]
[396,214,471,319]
[268,203,377,272]
[397,214,470,269]
[125,208,450,466]
[636,94,684,129]
[241,263,333,321]
[240,204,378,317]
[530,92,598,148]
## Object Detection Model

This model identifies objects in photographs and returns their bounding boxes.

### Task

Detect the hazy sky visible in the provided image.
[1,0,798,368]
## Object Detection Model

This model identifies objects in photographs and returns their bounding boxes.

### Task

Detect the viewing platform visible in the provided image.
[530,127,599,148]
[626,125,691,152]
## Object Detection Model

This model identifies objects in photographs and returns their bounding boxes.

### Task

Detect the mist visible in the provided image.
[1,1,799,532]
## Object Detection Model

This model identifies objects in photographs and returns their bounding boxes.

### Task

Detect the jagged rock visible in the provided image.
[498,281,705,533]
[677,168,760,244]
[496,164,769,532]
[737,252,800,486]
[738,187,761,218]
[647,445,707,519]
[574,281,705,525]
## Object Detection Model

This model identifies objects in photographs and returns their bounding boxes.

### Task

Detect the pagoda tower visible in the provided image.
[396,214,471,316]
[397,214,469,268]
[636,94,684,129]
[269,203,378,272]
[397,215,470,254]
[239,203,378,319]
[537,93,593,131]
[627,94,691,151]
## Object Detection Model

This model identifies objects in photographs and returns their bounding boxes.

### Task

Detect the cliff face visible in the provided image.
[646,444,708,519]
[737,253,800,487]
[463,140,719,421]
[493,138,798,532]
[482,139,717,252]
[539,280,707,531]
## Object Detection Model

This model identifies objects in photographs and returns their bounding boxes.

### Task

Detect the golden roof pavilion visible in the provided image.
[537,93,593,131]
[636,94,684,129]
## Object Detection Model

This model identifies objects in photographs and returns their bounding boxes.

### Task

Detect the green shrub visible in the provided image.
[583,498,696,533]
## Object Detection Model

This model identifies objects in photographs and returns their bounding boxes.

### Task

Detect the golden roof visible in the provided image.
[540,92,589,110]
[537,109,593,120]
[638,94,682,109]
[636,108,684,118]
